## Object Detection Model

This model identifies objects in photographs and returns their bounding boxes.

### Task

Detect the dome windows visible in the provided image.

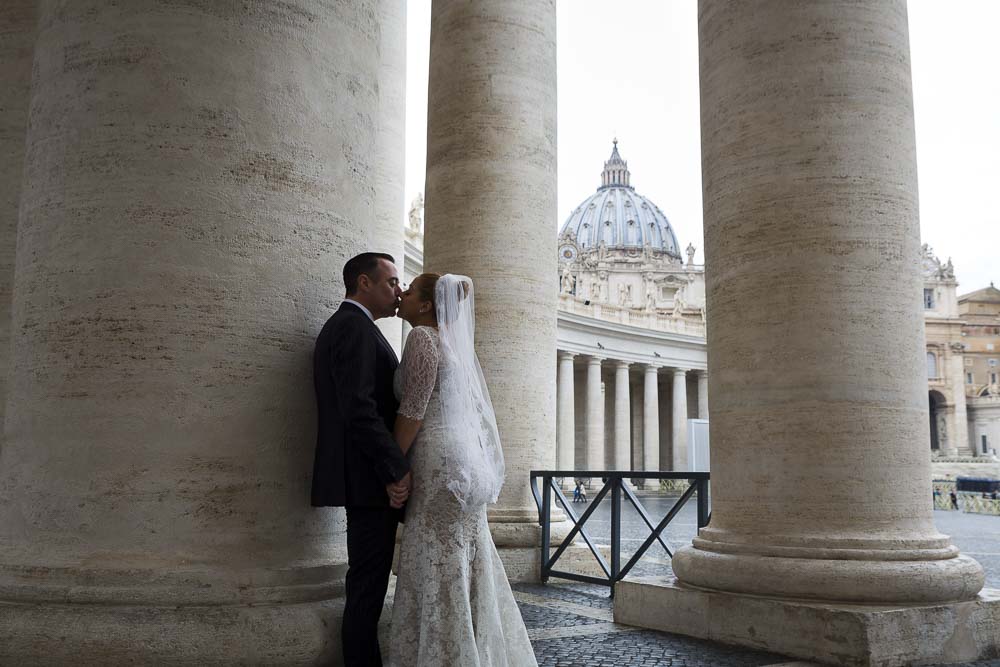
[558,140,681,257]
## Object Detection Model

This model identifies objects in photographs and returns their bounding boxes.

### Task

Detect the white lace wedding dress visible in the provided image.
[388,325,537,667]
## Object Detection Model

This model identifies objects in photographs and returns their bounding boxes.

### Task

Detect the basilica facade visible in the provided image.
[406,141,710,478]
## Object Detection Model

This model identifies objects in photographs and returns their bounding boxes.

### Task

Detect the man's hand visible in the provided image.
[386,472,412,509]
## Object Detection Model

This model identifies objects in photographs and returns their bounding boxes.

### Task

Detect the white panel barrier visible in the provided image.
[688,419,710,472]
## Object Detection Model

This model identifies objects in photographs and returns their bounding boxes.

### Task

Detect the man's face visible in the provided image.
[365,259,402,319]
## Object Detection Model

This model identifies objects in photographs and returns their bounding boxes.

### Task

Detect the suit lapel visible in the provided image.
[370,321,398,364]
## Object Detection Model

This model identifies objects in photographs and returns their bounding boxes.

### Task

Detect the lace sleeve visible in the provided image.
[397,327,440,421]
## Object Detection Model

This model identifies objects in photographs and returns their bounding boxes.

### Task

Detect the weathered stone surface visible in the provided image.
[423,0,559,571]
[0,1,396,662]
[616,577,1000,667]
[373,0,406,354]
[678,0,984,603]
[0,1,35,443]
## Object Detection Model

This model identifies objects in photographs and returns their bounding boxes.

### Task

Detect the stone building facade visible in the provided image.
[923,245,969,456]
[960,284,1000,457]
[922,245,1000,466]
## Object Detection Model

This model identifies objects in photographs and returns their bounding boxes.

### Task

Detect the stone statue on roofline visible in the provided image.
[408,192,424,234]
[686,243,696,267]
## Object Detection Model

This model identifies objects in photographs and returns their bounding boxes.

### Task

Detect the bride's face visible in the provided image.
[397,277,433,324]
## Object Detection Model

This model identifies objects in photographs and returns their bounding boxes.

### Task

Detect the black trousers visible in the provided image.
[343,506,400,667]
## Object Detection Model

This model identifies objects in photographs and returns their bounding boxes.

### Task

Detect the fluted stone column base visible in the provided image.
[616,577,1000,667]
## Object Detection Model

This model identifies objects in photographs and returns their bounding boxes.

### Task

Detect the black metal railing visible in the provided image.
[529,471,710,595]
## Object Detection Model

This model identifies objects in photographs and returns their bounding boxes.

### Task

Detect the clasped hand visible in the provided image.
[386,472,412,509]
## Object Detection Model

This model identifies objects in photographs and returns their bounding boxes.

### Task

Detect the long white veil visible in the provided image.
[435,274,505,511]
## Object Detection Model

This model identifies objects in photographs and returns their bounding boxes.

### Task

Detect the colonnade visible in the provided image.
[1,0,995,664]
[555,353,707,473]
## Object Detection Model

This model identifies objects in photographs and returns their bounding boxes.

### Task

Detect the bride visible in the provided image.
[388,273,537,667]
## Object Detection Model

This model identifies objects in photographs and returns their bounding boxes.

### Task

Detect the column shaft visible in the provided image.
[373,0,407,355]
[424,0,557,523]
[0,2,393,660]
[557,352,576,470]
[949,351,971,455]
[643,365,660,473]
[671,369,689,471]
[586,357,605,471]
[614,361,631,471]
[0,1,35,437]
[697,370,709,420]
[674,0,983,604]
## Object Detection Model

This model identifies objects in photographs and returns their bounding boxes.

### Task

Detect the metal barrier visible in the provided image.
[529,471,710,595]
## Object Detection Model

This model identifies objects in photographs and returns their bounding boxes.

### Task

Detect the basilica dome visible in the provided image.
[558,140,681,258]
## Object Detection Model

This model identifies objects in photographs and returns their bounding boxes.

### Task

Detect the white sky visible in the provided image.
[404,1,999,294]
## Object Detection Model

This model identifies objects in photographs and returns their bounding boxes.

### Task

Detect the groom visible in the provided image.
[311,252,412,666]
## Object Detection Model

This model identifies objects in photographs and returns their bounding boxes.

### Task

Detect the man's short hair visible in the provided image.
[344,252,395,295]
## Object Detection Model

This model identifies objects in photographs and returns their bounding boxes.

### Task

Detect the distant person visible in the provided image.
[950,490,959,510]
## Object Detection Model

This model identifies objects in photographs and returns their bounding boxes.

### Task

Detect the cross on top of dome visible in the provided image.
[600,138,631,190]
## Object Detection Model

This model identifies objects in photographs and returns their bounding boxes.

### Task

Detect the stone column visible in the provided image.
[586,356,606,472]
[0,1,35,440]
[423,0,557,578]
[0,2,395,662]
[671,369,689,471]
[697,370,709,419]
[557,352,576,470]
[643,364,660,473]
[614,361,631,471]
[949,350,972,455]
[373,0,407,356]
[673,0,983,604]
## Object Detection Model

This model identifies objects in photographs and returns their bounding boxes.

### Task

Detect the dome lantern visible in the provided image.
[600,138,631,189]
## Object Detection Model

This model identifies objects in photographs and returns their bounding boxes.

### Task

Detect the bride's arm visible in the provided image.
[394,327,439,455]
[393,415,422,455]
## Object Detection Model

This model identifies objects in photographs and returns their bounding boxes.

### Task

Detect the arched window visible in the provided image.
[926,351,937,379]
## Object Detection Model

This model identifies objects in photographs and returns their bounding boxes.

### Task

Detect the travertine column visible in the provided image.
[949,351,972,455]
[0,1,35,441]
[697,370,709,419]
[643,365,660,472]
[423,0,557,565]
[557,352,576,470]
[671,369,689,471]
[614,361,631,471]
[0,2,397,662]
[374,0,406,356]
[586,356,605,471]
[674,0,983,603]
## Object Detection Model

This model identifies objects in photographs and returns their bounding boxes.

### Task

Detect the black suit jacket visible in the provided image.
[311,302,410,507]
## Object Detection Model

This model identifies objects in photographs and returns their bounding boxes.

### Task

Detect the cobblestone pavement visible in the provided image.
[510,490,1000,666]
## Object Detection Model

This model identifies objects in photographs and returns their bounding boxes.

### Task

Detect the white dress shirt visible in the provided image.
[343,298,374,322]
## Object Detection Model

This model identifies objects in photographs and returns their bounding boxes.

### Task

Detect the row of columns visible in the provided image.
[556,353,707,473]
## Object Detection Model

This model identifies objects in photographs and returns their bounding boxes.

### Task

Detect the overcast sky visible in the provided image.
[404,1,999,294]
